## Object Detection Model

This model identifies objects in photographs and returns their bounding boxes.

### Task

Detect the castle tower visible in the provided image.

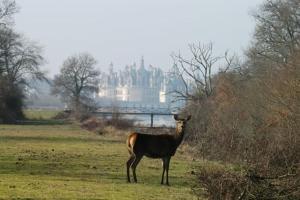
[109,62,114,73]
[140,56,145,69]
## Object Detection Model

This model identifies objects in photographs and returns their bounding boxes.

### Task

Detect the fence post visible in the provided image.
[150,113,154,127]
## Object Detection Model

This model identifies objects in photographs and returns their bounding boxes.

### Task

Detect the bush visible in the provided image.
[179,1,300,198]
[195,164,299,200]
[185,53,300,198]
[0,79,25,123]
[81,116,135,135]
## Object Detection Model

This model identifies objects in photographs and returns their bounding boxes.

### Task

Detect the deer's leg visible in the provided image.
[126,154,135,183]
[165,157,171,186]
[131,154,143,183]
[161,158,167,184]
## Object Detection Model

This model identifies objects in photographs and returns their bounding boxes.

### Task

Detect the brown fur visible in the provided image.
[127,132,137,153]
[126,114,191,185]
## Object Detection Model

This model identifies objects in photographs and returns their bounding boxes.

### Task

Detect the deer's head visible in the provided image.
[174,114,191,133]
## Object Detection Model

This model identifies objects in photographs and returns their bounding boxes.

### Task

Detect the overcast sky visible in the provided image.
[15,0,263,77]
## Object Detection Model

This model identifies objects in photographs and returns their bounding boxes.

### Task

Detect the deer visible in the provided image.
[126,114,191,185]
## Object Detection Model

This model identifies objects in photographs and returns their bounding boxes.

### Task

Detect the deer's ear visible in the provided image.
[174,114,179,120]
[186,115,192,121]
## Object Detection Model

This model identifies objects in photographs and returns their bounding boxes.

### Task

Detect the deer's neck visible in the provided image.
[174,127,185,146]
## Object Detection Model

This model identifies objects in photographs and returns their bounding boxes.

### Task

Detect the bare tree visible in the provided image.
[0,0,18,26]
[0,1,45,122]
[52,53,100,113]
[171,42,234,101]
[248,0,300,64]
[0,27,45,84]
[0,0,18,75]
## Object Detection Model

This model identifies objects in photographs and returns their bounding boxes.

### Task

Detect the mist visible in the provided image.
[15,0,263,77]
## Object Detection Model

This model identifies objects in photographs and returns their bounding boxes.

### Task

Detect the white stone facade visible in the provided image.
[98,57,185,106]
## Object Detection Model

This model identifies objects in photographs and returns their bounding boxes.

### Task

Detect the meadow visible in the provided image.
[0,111,200,199]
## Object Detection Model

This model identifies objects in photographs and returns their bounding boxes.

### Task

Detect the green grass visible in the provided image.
[0,123,200,199]
[24,109,61,120]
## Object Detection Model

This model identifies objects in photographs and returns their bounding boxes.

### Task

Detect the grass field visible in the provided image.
[24,109,61,120]
[0,112,200,199]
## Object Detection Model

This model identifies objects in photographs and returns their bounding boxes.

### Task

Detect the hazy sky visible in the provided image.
[15,0,263,77]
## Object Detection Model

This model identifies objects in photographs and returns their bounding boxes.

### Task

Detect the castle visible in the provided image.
[97,57,185,107]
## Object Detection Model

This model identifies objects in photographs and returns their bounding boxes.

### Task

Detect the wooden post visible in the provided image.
[150,113,154,127]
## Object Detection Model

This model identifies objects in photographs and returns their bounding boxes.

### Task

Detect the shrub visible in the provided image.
[0,79,25,123]
[81,116,135,135]
[195,164,299,200]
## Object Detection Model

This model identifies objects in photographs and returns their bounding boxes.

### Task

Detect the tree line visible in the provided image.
[0,0,45,122]
[0,0,100,122]
[171,0,299,199]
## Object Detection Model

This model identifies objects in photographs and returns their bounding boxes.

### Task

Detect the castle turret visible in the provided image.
[140,56,145,69]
